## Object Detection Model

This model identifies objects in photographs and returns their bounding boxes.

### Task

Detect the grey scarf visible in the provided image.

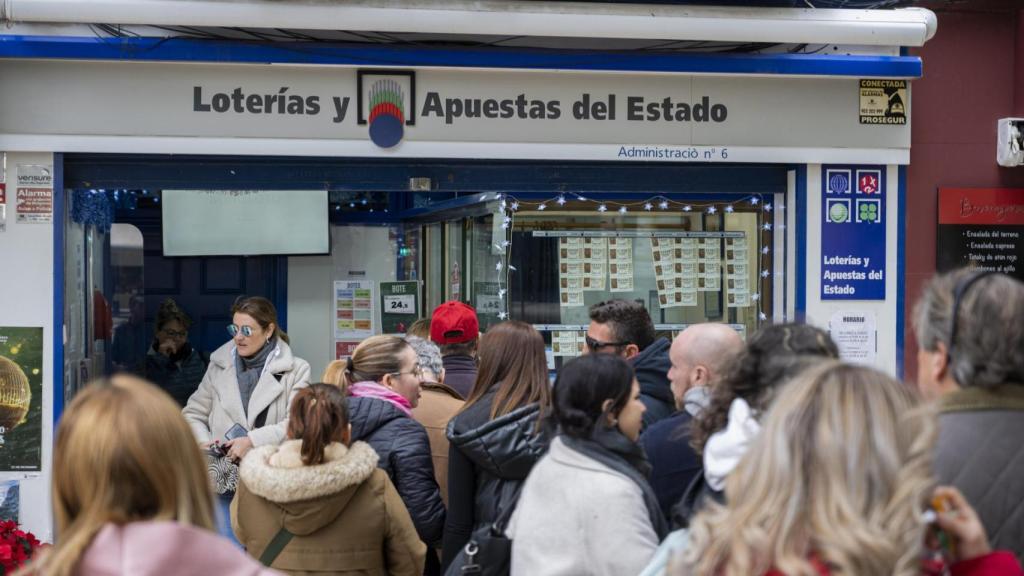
[235,336,276,417]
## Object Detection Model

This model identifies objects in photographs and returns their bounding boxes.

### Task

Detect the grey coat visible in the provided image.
[933,384,1024,562]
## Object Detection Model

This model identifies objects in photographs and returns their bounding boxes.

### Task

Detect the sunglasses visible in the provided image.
[584,335,630,352]
[227,324,255,338]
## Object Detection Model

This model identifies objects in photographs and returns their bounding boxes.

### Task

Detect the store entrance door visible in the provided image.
[108,202,286,376]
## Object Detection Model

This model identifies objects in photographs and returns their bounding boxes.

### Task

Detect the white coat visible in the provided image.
[507,436,659,576]
[182,339,311,447]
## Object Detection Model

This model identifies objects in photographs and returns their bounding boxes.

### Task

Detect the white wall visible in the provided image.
[804,164,900,375]
[287,225,398,379]
[0,152,55,540]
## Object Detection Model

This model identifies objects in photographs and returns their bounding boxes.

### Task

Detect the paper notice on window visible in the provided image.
[334,280,375,339]
[552,331,586,357]
[829,310,878,366]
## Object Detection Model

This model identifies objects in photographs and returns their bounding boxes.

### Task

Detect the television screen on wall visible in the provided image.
[161,189,329,256]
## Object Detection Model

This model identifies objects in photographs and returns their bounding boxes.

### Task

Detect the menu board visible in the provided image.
[937,188,1023,281]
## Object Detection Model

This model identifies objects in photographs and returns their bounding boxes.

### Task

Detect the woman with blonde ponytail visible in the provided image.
[232,384,425,575]
[22,375,274,576]
[324,336,445,575]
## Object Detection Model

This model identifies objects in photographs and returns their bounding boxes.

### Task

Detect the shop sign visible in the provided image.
[0,60,911,164]
[858,79,907,125]
[15,165,52,224]
[380,281,419,335]
[821,165,886,300]
[937,188,1024,280]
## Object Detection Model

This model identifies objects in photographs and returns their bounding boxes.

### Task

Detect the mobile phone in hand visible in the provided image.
[224,423,248,441]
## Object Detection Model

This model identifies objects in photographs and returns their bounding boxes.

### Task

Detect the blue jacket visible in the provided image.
[631,338,675,429]
[639,410,702,520]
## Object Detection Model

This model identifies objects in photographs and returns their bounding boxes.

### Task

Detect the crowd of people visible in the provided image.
[20,267,1024,575]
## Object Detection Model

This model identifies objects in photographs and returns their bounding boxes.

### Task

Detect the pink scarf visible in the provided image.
[348,381,413,417]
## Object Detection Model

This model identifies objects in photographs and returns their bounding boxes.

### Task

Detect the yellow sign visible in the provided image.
[859,79,907,125]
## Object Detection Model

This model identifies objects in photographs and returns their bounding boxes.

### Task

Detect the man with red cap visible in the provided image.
[429,301,479,399]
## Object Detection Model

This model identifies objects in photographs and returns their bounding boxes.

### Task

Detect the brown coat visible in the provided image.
[232,440,426,576]
[411,381,465,506]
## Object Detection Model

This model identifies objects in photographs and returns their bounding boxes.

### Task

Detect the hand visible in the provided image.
[933,486,991,562]
[157,339,178,357]
[224,436,254,462]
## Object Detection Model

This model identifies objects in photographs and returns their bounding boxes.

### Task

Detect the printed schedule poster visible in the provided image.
[936,188,1024,282]
[821,166,886,300]
[334,280,375,340]
[0,327,43,472]
[380,281,419,335]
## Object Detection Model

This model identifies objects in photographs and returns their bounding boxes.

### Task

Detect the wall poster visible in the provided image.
[334,280,375,340]
[0,327,43,473]
[380,281,419,335]
[937,188,1023,281]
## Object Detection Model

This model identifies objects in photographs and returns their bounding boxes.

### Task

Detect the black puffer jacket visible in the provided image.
[348,395,445,547]
[631,337,675,429]
[441,390,550,567]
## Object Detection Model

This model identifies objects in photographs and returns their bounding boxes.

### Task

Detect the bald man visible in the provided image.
[640,323,744,520]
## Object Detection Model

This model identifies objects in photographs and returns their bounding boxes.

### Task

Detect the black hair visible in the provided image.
[588,299,657,350]
[551,354,636,439]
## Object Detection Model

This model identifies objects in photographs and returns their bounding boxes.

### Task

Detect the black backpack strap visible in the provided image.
[252,373,285,429]
[259,526,294,567]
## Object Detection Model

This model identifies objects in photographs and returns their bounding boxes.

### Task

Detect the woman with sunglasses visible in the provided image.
[324,335,446,575]
[183,295,311,543]
[145,298,208,407]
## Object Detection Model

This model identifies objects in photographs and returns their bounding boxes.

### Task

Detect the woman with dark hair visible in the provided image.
[508,353,667,576]
[232,384,426,575]
[441,321,552,569]
[146,298,207,407]
[675,323,839,526]
[183,296,311,543]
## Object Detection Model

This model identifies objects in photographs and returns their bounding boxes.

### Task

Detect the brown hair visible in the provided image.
[461,321,550,419]
[287,384,350,466]
[332,335,411,389]
[154,298,192,334]
[231,295,288,343]
[407,318,432,340]
[35,375,215,576]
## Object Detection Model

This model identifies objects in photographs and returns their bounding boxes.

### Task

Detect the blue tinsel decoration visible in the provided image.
[71,190,115,232]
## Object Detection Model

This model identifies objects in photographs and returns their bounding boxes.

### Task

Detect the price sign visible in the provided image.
[380,281,419,334]
[384,294,416,314]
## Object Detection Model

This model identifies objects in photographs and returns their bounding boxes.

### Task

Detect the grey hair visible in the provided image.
[912,268,1024,388]
[405,335,444,381]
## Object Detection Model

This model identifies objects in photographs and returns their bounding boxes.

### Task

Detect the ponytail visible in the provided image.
[323,336,409,393]
[286,384,349,466]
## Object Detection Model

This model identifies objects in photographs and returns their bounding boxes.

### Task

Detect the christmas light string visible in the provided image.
[487,191,782,326]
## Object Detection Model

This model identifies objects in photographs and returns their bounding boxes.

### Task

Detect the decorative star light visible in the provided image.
[724,205,735,213]
[502,240,511,248]
[497,311,509,320]
[577,195,588,202]
[762,246,771,255]
[761,270,771,278]
[644,203,654,211]
[496,262,503,271]
[750,197,760,205]
[764,203,773,212]
[511,201,520,212]
[759,312,768,321]
[618,206,628,214]
[751,293,761,302]
[498,288,507,298]
[479,194,488,202]
[556,195,567,206]
[538,203,547,211]
[499,199,507,210]
[707,206,717,214]
[658,200,669,210]
[683,205,693,212]
[598,204,608,213]
[508,265,517,272]
[763,223,772,231]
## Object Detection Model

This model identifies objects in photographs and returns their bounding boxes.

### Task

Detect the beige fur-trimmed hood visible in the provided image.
[240,439,379,504]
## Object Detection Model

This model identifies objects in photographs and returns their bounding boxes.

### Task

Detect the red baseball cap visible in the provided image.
[430,301,479,345]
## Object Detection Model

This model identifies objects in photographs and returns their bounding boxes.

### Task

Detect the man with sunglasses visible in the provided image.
[586,299,674,429]
[914,268,1024,560]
